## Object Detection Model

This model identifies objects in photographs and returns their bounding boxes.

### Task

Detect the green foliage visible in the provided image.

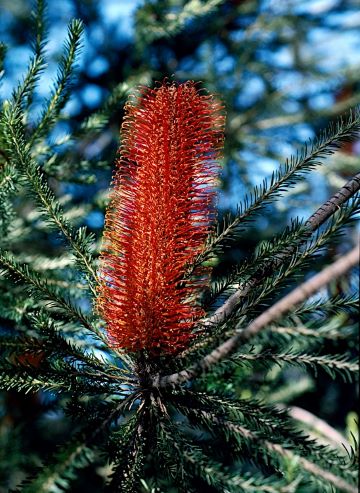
[106,414,147,493]
[135,0,225,44]
[13,438,95,493]
[0,1,359,492]
[195,109,360,270]
[231,349,358,383]
[30,18,84,145]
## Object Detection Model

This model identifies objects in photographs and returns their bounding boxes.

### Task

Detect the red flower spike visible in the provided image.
[97,81,224,354]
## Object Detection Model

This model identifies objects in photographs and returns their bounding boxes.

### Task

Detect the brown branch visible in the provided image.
[286,406,352,453]
[204,172,360,327]
[306,172,360,230]
[267,443,357,493]
[235,244,358,339]
[154,244,359,387]
[199,411,357,493]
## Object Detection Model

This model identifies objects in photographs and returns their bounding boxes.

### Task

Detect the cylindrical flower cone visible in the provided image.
[97,81,224,354]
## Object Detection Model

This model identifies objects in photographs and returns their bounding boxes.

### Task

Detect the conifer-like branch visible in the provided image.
[234,244,358,339]
[205,171,360,326]
[11,0,46,110]
[31,0,47,58]
[20,394,141,492]
[270,323,357,341]
[291,293,359,318]
[18,440,94,493]
[154,403,294,493]
[166,384,357,482]
[1,103,97,294]
[138,0,225,43]
[287,406,352,452]
[201,413,357,493]
[106,414,147,493]
[155,244,358,386]
[191,110,360,272]
[167,388,354,471]
[0,252,99,337]
[232,350,358,382]
[29,18,84,144]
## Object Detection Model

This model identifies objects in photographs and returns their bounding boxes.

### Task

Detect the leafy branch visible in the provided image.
[205,172,360,327]
[0,251,98,336]
[190,110,360,273]
[200,412,357,493]
[156,244,359,387]
[231,350,358,382]
[29,19,84,145]
[1,102,98,294]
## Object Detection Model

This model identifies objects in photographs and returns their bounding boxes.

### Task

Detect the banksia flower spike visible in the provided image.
[97,81,224,354]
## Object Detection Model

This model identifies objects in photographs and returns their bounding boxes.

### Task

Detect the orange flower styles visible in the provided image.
[97,81,224,354]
